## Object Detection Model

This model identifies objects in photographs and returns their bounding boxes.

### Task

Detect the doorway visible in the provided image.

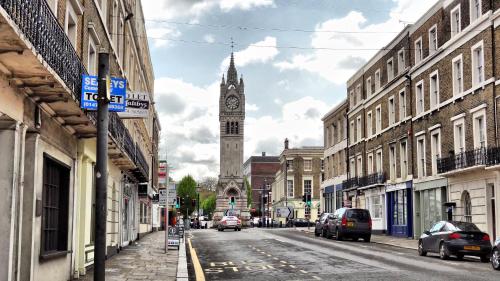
[487,183,496,241]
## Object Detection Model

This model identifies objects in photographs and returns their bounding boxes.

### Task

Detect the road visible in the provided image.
[188,227,498,281]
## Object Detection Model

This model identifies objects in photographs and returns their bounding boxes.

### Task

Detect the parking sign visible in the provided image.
[81,75,127,112]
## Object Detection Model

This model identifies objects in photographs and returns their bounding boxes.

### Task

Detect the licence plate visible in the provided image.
[347,222,354,228]
[227,221,236,225]
[464,246,480,251]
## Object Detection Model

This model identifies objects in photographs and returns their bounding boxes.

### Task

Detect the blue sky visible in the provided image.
[142,0,438,181]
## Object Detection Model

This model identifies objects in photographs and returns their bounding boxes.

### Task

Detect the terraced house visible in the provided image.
[339,0,500,239]
[0,1,159,280]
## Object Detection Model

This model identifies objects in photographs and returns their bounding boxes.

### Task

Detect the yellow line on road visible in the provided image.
[188,238,206,281]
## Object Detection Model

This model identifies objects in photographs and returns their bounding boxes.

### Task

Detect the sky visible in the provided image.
[142,0,439,182]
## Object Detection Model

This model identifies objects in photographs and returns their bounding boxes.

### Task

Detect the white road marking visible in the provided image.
[280,260,287,264]
[289,265,296,268]
[312,276,322,280]
[273,257,279,260]
[300,270,308,274]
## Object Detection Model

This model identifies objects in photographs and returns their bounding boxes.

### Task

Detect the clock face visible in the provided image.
[226,96,239,110]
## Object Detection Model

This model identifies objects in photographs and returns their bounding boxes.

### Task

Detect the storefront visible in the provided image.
[364,186,386,234]
[323,185,335,213]
[122,181,137,246]
[413,178,447,237]
[386,181,413,237]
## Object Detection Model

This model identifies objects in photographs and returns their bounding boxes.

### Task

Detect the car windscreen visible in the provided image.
[346,210,370,222]
[448,222,480,232]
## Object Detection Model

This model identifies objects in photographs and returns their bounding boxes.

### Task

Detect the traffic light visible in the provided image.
[306,194,312,206]
[192,199,196,207]
[263,196,267,204]
[302,194,306,203]
[175,196,180,208]
[230,196,235,205]
[180,197,185,206]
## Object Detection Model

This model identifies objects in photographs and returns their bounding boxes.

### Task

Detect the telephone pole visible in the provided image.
[94,52,110,281]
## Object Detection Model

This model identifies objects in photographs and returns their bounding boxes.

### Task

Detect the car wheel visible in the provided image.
[364,235,371,243]
[336,229,343,241]
[492,248,500,270]
[238,228,242,231]
[314,230,320,237]
[480,255,490,263]
[352,237,359,242]
[326,229,332,239]
[456,254,463,260]
[418,240,427,256]
[234,228,238,231]
[439,242,449,260]
[322,229,327,238]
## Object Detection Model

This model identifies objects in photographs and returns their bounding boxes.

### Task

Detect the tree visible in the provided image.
[244,177,252,208]
[177,175,197,218]
[199,176,218,191]
[201,193,216,219]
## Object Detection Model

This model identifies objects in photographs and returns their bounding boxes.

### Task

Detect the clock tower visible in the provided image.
[214,52,250,224]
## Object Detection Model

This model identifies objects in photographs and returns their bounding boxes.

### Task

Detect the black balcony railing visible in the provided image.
[134,142,149,181]
[437,147,498,174]
[343,172,385,189]
[365,172,386,186]
[0,0,86,102]
[343,177,359,189]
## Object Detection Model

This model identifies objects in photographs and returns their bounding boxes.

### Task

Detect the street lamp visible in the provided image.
[196,184,201,229]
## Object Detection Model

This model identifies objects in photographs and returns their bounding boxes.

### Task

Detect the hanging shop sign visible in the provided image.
[81,75,127,112]
[118,91,150,118]
[158,160,167,185]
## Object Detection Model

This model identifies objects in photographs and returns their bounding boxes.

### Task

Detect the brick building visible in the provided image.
[321,99,348,214]
[340,0,500,239]
[271,139,324,224]
[243,152,281,216]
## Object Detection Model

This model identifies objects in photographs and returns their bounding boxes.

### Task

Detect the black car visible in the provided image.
[287,218,314,227]
[418,221,492,262]
[324,208,372,242]
[492,238,500,270]
[314,213,333,237]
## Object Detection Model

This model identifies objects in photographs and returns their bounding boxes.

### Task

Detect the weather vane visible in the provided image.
[230,37,234,52]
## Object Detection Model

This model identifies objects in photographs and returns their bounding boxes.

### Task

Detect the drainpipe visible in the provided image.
[491,21,499,147]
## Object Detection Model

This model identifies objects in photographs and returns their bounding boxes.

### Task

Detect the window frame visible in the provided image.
[430,129,441,176]
[287,178,294,198]
[350,120,355,144]
[376,149,383,173]
[303,177,313,197]
[450,4,461,38]
[472,109,487,148]
[400,139,408,179]
[356,116,362,142]
[471,40,484,87]
[398,49,405,73]
[367,152,374,175]
[375,69,381,91]
[452,54,464,96]
[388,95,395,125]
[366,77,372,97]
[414,37,423,64]
[429,70,440,109]
[375,105,382,134]
[366,110,373,138]
[304,158,313,171]
[357,155,363,177]
[428,24,438,55]
[389,144,396,180]
[415,80,425,115]
[387,57,394,81]
[453,117,466,153]
[399,89,407,120]
[469,0,482,23]
[417,136,427,178]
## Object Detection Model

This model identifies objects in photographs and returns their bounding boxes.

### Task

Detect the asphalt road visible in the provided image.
[188,227,499,281]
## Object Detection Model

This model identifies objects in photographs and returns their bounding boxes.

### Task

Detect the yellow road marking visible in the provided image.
[188,238,206,281]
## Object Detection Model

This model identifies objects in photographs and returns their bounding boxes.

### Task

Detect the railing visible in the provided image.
[135,142,149,180]
[437,147,492,174]
[343,177,359,189]
[343,172,385,189]
[0,0,86,103]
[108,112,135,161]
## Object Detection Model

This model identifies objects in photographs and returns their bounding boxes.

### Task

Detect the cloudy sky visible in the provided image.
[142,0,438,181]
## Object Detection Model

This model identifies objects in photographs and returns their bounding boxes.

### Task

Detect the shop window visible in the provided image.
[41,156,70,256]
[393,189,407,226]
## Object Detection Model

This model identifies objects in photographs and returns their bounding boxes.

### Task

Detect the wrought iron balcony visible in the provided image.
[343,172,385,189]
[343,177,359,189]
[437,147,492,174]
[0,0,85,102]
[134,143,149,182]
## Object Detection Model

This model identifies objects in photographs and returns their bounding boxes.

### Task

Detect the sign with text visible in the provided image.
[159,189,167,206]
[276,207,294,219]
[167,183,176,206]
[81,75,127,112]
[168,226,180,248]
[118,91,150,118]
[158,160,167,185]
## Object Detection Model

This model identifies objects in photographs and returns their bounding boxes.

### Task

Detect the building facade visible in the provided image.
[243,152,281,216]
[271,140,324,224]
[339,0,500,239]
[321,100,348,214]
[0,0,159,280]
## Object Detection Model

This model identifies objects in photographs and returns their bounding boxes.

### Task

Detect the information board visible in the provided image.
[81,75,127,112]
[168,226,180,248]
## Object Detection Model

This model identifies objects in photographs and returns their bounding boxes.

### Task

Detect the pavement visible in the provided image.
[293,227,418,250]
[81,230,181,281]
[187,227,497,281]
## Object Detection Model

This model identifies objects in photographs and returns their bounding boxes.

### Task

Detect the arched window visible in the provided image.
[461,191,472,222]
[235,122,239,134]
[230,122,234,134]
[226,121,230,134]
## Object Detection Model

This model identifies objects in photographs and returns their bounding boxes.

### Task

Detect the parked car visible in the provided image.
[418,221,492,262]
[287,218,314,227]
[217,216,242,231]
[324,208,372,242]
[314,213,333,236]
[492,238,500,270]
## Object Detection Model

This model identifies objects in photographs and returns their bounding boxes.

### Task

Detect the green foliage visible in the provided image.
[201,193,216,219]
[177,175,197,217]
[245,177,252,208]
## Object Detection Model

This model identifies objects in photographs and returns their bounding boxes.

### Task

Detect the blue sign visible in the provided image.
[81,75,127,112]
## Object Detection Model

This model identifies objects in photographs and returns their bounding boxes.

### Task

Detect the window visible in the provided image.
[47,0,58,16]
[473,110,486,148]
[375,69,381,91]
[429,71,439,109]
[399,89,407,120]
[375,105,382,133]
[387,58,394,81]
[429,25,438,54]
[357,156,363,177]
[321,159,324,171]
[389,145,396,180]
[452,55,463,95]
[454,121,465,153]
[350,158,355,178]
[461,191,472,223]
[41,156,70,255]
[112,1,118,47]
[118,12,124,63]
[226,121,230,134]
[304,179,312,197]
[376,149,383,173]
[471,41,484,86]
[88,35,98,75]
[367,111,373,137]
[417,137,426,178]
[451,5,461,37]
[286,159,293,171]
[350,120,355,144]
[416,81,424,115]
[470,0,481,23]
[356,84,362,104]
[368,195,382,219]
[366,77,372,97]
[331,124,336,145]
[414,37,423,64]
[96,0,108,26]
[356,116,362,142]
[398,49,405,73]
[350,90,355,107]
[304,159,312,171]
[400,140,408,179]
[337,120,342,140]
[367,153,374,174]
[287,180,294,198]
[65,1,79,48]
[388,96,395,125]
[431,130,441,175]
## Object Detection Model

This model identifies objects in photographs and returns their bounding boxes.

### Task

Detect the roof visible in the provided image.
[243,155,280,167]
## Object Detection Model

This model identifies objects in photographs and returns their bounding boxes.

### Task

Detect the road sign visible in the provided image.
[159,189,167,206]
[167,183,176,205]
[168,226,180,249]
[158,160,167,185]
[81,75,127,112]
[276,207,294,219]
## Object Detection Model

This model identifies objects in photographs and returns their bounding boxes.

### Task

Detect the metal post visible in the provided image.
[197,191,200,229]
[94,52,109,281]
[284,161,288,226]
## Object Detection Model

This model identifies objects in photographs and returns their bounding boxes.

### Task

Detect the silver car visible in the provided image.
[217,216,242,231]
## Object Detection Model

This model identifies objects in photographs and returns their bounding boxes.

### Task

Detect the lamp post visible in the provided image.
[196,184,201,229]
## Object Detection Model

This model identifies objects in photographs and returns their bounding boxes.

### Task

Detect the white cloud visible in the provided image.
[203,34,215,43]
[220,36,279,72]
[246,103,259,111]
[274,0,439,84]
[219,0,275,12]
[146,25,182,48]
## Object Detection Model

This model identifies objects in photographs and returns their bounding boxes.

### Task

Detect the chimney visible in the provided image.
[284,138,289,149]
[262,152,266,156]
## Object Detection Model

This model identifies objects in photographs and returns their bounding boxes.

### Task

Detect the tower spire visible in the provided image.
[227,48,238,85]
